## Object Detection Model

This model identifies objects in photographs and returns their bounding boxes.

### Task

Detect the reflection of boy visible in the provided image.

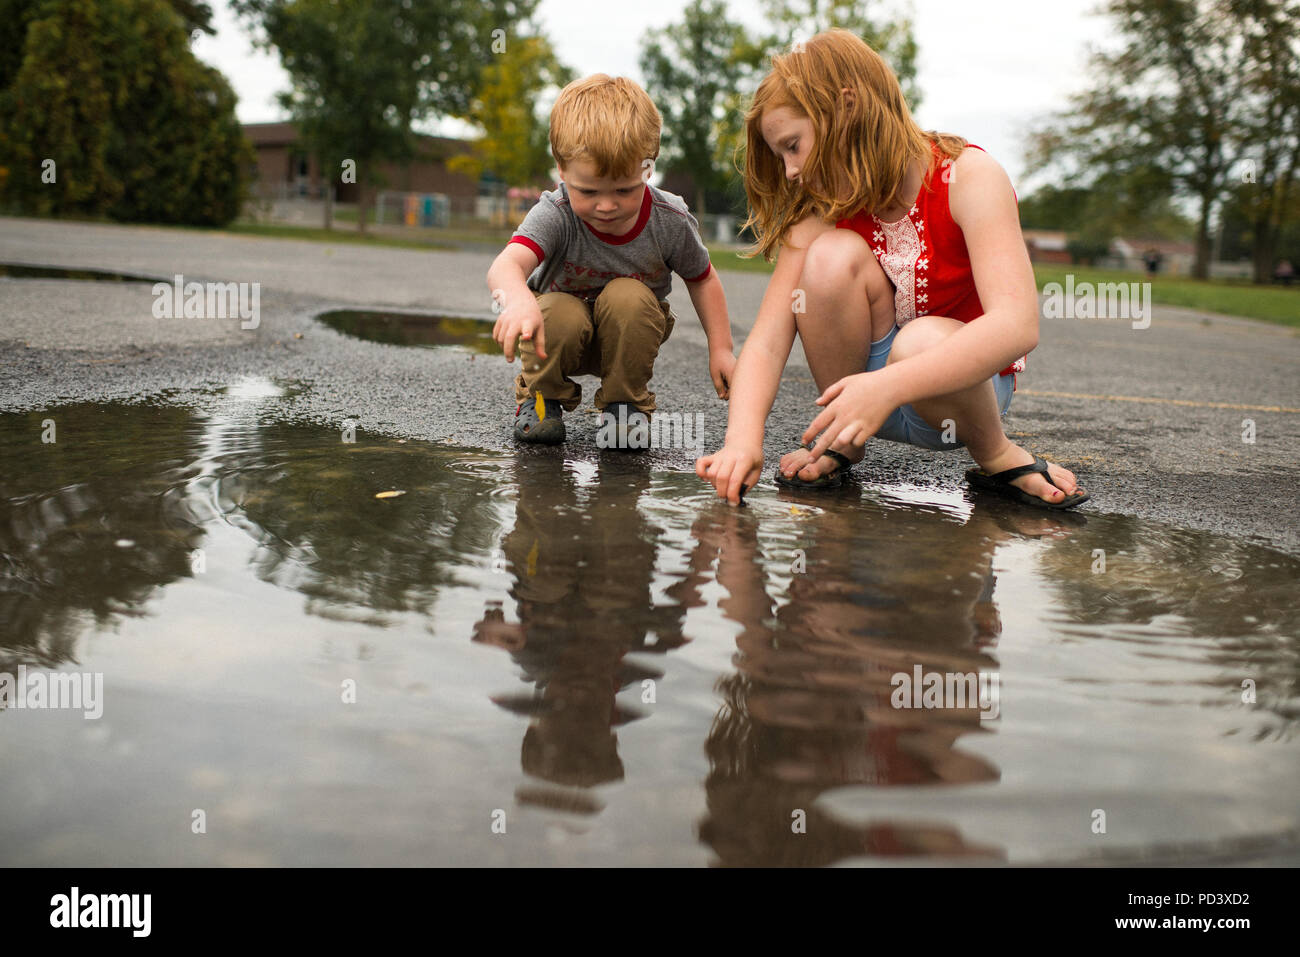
[486,74,736,447]
[471,458,686,791]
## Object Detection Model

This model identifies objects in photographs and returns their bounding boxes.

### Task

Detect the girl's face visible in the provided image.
[760,106,816,186]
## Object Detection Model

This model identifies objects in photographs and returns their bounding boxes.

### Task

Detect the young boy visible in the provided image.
[486,74,736,449]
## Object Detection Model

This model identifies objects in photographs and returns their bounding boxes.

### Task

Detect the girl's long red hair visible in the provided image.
[739,29,967,260]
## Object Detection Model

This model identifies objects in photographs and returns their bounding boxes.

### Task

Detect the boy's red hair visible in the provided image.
[549,74,662,180]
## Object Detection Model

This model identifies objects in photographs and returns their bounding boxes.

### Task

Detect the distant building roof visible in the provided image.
[243,122,298,147]
[1112,237,1196,256]
[1022,229,1068,250]
[241,122,475,156]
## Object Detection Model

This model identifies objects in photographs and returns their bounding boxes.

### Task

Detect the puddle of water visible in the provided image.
[0,262,160,283]
[0,402,1296,866]
[316,309,497,353]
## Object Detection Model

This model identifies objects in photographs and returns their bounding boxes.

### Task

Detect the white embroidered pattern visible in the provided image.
[872,209,926,324]
[870,201,1027,374]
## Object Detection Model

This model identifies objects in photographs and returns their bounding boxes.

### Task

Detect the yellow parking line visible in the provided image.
[1018,389,1300,414]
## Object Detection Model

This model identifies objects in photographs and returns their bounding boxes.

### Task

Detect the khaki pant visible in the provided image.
[513,277,676,414]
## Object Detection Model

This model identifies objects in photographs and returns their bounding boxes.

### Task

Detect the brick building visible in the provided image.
[243,122,484,214]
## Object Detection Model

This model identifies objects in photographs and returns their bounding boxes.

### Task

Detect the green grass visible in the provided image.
[1032,263,1300,328]
[707,245,776,274]
[17,210,1290,326]
[701,249,1299,327]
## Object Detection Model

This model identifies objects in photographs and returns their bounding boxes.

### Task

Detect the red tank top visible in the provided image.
[835,141,1024,381]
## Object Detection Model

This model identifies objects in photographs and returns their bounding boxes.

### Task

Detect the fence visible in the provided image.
[375,191,450,228]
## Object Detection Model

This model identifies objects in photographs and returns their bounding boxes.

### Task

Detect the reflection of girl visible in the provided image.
[697,30,1088,510]
[680,502,1009,865]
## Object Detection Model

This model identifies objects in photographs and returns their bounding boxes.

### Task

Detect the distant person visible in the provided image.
[486,75,736,449]
[1143,248,1163,276]
[1274,259,1295,286]
[696,30,1089,509]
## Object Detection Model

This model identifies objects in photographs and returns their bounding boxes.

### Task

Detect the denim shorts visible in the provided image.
[866,324,1015,451]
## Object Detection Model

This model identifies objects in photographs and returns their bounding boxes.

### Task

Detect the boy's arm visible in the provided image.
[684,268,736,397]
[486,243,545,361]
[685,267,732,349]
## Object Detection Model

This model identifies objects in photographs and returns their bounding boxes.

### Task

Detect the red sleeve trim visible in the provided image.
[684,263,713,282]
[508,235,544,263]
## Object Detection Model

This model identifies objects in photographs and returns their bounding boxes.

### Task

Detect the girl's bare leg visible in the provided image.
[778,229,896,482]
[889,317,1082,504]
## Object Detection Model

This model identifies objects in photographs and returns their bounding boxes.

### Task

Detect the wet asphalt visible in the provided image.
[2,215,1298,555]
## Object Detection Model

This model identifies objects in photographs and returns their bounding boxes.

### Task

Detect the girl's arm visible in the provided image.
[882,147,1038,399]
[804,149,1038,457]
[697,216,832,502]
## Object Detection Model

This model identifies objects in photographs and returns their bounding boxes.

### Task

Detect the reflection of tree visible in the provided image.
[1038,516,1300,635]
[1036,515,1300,730]
[235,424,514,618]
[473,455,688,805]
[684,498,1060,865]
[0,404,205,669]
[0,403,525,674]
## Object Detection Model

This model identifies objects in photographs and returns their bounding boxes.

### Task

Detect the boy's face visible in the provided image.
[559,157,647,236]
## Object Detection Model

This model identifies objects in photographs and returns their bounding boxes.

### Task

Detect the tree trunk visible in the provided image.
[1251,211,1275,284]
[358,183,367,235]
[1193,193,1213,280]
[695,184,706,218]
[324,181,334,231]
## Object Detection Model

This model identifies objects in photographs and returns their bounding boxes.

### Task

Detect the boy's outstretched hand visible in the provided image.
[709,349,737,400]
[696,443,762,504]
[493,300,547,362]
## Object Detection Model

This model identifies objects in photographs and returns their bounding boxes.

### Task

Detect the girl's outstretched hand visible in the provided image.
[696,443,763,504]
[802,371,890,463]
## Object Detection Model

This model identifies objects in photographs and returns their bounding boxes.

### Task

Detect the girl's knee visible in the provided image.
[800,230,872,287]
[801,230,893,321]
[886,316,962,363]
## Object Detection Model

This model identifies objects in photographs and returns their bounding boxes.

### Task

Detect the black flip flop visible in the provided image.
[774,448,854,489]
[965,455,1090,510]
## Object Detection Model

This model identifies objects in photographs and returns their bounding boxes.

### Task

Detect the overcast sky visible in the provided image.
[195,0,1113,191]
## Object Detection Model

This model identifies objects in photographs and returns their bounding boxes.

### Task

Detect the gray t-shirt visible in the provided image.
[508,182,712,302]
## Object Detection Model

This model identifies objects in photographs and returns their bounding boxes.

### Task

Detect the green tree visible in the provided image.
[755,0,920,109]
[640,0,752,216]
[169,0,214,35]
[1021,171,1195,253]
[1227,0,1300,282]
[0,0,250,224]
[232,0,539,232]
[641,0,921,221]
[1027,0,1256,279]
[446,31,573,190]
[1016,185,1093,231]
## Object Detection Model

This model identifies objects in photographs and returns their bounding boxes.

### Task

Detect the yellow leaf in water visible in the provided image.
[534,390,545,421]
[526,538,539,577]
[374,490,406,499]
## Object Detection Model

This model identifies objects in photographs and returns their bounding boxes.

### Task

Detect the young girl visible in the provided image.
[696,29,1088,510]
